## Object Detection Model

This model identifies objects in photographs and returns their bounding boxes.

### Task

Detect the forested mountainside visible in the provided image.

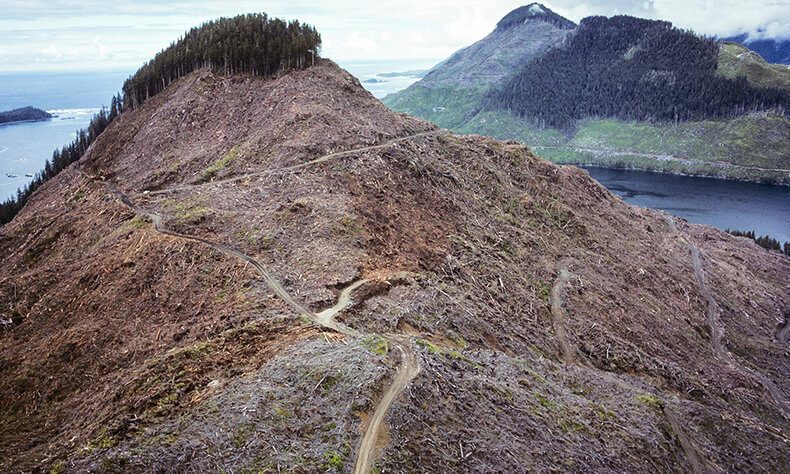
[725,33,790,65]
[485,16,790,128]
[383,3,573,128]
[0,106,51,125]
[384,5,790,183]
[717,41,790,90]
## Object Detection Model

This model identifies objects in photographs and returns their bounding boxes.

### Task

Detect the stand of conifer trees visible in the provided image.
[0,13,321,226]
[727,229,790,256]
[484,16,790,128]
[121,13,321,110]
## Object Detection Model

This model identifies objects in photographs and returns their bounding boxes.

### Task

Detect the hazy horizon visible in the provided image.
[2,1,789,74]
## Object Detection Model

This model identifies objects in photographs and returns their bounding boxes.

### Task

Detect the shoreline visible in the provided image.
[567,162,790,187]
[0,117,53,127]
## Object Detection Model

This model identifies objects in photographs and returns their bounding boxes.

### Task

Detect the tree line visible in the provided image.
[727,229,790,256]
[484,15,790,128]
[122,13,321,110]
[0,13,321,226]
[0,106,116,225]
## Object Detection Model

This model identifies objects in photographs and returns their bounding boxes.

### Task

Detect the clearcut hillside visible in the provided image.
[1,19,789,474]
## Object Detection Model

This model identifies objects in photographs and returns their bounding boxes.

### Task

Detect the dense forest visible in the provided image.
[484,16,790,128]
[0,13,321,226]
[122,13,321,110]
[0,107,51,125]
[727,229,790,256]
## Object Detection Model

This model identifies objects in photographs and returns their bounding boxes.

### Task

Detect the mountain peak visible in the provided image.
[496,3,576,31]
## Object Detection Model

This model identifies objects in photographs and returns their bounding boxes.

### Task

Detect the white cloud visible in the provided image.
[1,0,789,72]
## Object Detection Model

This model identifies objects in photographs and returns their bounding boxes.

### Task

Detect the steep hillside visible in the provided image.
[1,60,789,473]
[386,7,790,183]
[383,3,574,128]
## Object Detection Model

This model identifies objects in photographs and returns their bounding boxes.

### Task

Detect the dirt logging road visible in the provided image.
[104,137,425,473]
[665,215,790,419]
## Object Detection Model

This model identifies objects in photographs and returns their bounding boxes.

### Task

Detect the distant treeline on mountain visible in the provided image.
[122,13,321,110]
[727,229,790,256]
[485,16,790,128]
[0,107,51,125]
[0,13,321,226]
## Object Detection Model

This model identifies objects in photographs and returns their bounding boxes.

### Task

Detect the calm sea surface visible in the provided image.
[0,70,130,201]
[583,166,790,244]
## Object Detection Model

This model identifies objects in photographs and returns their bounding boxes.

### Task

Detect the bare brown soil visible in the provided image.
[1,60,789,472]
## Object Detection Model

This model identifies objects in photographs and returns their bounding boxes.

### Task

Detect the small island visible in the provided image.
[0,106,52,125]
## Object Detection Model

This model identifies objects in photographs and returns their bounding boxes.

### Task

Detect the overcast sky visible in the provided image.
[1,0,789,73]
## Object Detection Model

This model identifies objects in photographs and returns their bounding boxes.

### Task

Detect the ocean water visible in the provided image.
[338,58,437,98]
[0,109,97,201]
[0,70,130,201]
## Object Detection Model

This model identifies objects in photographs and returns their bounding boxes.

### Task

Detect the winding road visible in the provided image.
[138,130,441,197]
[665,215,790,419]
[353,337,420,474]
[105,179,420,473]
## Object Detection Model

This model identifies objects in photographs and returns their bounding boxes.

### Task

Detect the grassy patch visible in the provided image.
[88,427,118,452]
[362,335,389,355]
[416,338,482,369]
[636,393,664,411]
[201,145,240,181]
[23,231,59,264]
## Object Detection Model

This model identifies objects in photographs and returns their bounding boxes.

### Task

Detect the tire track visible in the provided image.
[550,261,718,472]
[105,182,419,474]
[550,268,578,364]
[665,214,790,419]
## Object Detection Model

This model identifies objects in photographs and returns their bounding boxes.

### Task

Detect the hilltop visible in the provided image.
[384,7,790,184]
[384,3,574,129]
[1,15,790,473]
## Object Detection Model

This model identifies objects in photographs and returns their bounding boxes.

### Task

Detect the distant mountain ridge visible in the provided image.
[384,3,574,129]
[724,33,790,65]
[384,5,790,184]
[485,15,790,128]
[495,3,576,31]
